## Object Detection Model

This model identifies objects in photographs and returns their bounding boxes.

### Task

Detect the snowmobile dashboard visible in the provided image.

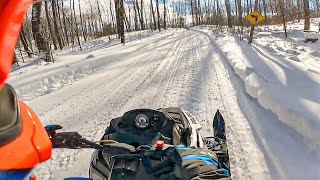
[119,109,168,134]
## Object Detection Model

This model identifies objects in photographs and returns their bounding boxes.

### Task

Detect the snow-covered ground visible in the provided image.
[195,18,320,153]
[7,26,320,180]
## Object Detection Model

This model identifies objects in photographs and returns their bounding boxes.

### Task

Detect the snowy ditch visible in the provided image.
[11,58,104,101]
[8,29,169,101]
[195,28,320,152]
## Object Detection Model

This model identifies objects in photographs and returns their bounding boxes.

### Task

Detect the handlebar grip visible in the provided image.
[50,132,83,149]
[45,124,63,138]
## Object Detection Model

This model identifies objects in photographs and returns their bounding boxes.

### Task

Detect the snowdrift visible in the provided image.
[204,30,320,151]
[8,29,165,100]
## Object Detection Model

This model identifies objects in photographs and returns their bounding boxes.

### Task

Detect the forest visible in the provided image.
[15,0,319,62]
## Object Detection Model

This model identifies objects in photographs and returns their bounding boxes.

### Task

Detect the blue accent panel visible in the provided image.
[218,168,230,176]
[45,124,55,130]
[0,169,32,180]
[175,144,194,150]
[181,154,219,166]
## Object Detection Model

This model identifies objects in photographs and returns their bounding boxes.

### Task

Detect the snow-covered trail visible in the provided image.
[12,29,317,179]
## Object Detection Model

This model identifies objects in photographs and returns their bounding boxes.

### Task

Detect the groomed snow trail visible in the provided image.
[23,29,272,179]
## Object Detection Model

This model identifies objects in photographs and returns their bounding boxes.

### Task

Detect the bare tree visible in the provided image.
[191,0,195,26]
[236,0,243,27]
[133,1,140,30]
[156,0,161,31]
[135,0,145,30]
[164,0,167,29]
[140,0,146,30]
[110,1,116,29]
[44,1,58,50]
[279,0,287,37]
[69,0,75,45]
[32,2,52,62]
[19,31,32,58]
[52,0,64,50]
[78,0,87,41]
[262,0,267,23]
[61,0,70,45]
[316,0,320,16]
[150,0,157,30]
[56,2,65,46]
[96,0,105,35]
[72,0,82,50]
[225,0,232,28]
[303,0,310,30]
[115,0,125,43]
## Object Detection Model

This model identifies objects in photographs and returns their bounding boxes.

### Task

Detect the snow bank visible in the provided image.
[8,29,175,101]
[198,29,320,151]
[9,56,105,101]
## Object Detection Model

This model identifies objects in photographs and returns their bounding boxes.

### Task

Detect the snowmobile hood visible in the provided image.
[0,0,32,89]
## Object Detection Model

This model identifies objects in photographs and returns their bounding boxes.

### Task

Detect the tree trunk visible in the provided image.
[32,2,52,62]
[19,32,32,58]
[236,0,242,27]
[115,0,125,43]
[225,0,232,28]
[72,0,82,50]
[197,0,202,24]
[13,51,19,64]
[316,0,320,16]
[191,0,194,26]
[234,0,237,21]
[44,1,58,50]
[303,0,310,30]
[23,26,34,52]
[164,0,167,29]
[52,0,64,50]
[96,0,105,35]
[262,0,267,23]
[156,0,161,31]
[56,1,66,46]
[279,0,287,37]
[140,0,145,30]
[128,4,133,31]
[194,0,199,25]
[110,1,116,29]
[133,2,139,30]
[78,0,87,41]
[269,0,274,15]
[150,0,157,30]
[246,0,250,14]
[124,8,131,31]
[120,0,125,43]
[61,0,69,45]
[69,0,75,45]
[17,44,25,63]
[115,0,120,36]
[135,0,144,30]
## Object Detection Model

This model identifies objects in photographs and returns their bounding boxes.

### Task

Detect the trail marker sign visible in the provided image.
[245,11,264,25]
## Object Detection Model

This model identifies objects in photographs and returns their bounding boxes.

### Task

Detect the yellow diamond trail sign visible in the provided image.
[245,11,264,25]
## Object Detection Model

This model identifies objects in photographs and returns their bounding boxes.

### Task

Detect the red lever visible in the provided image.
[156,140,164,148]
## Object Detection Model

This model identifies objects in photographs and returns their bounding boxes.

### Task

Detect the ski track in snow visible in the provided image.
[11,29,317,179]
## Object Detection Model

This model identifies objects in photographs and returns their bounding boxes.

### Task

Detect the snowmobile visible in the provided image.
[48,107,231,179]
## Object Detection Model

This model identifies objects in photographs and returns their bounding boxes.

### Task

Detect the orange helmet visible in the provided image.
[0,0,33,89]
[0,0,52,174]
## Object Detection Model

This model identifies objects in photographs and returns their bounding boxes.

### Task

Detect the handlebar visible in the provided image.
[46,125,178,177]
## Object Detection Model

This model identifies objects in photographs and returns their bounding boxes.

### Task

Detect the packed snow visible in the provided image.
[195,18,320,153]
[7,23,320,180]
